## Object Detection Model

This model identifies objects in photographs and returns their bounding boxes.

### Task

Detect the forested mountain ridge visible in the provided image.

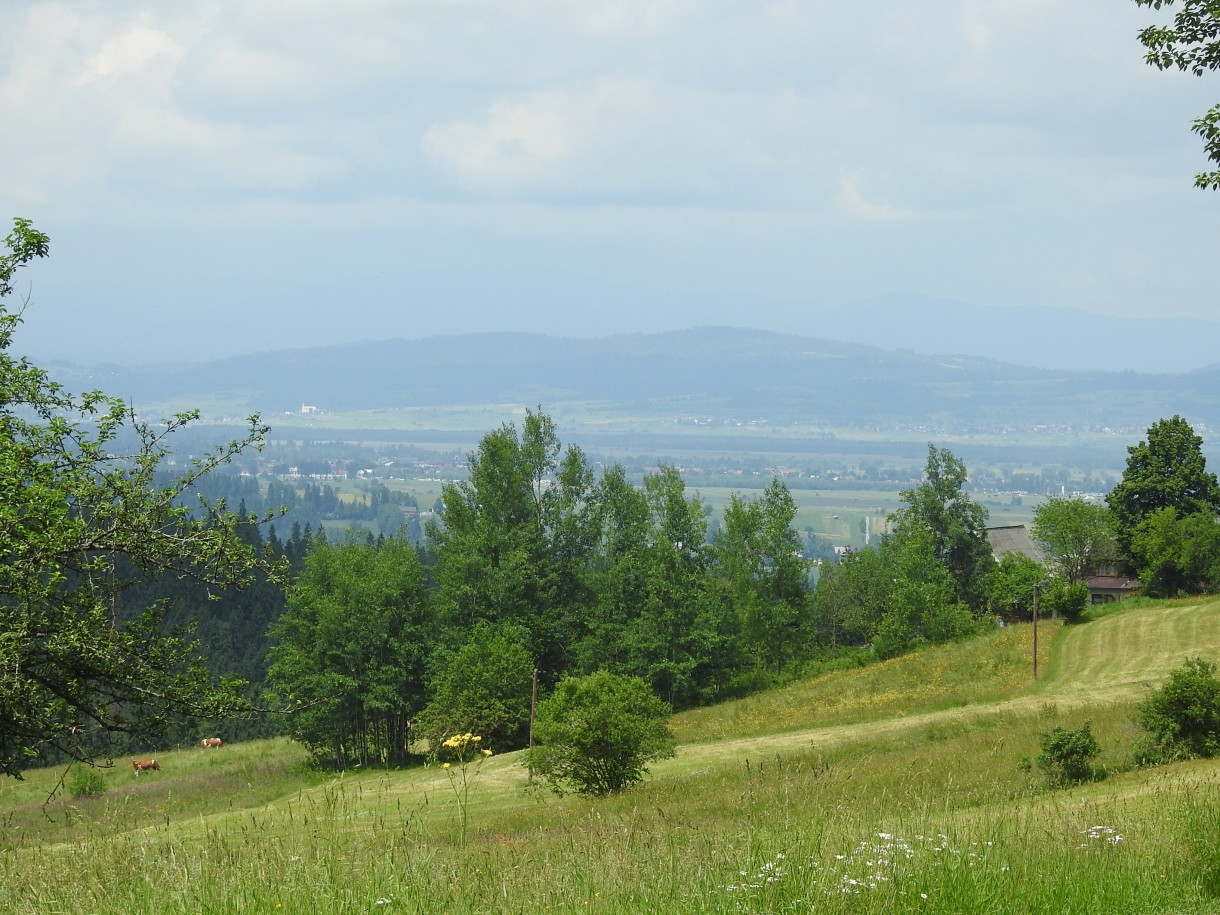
[40,327,1220,432]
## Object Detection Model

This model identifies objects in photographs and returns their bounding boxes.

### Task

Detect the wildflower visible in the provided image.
[443,762,451,769]
[1080,826,1124,846]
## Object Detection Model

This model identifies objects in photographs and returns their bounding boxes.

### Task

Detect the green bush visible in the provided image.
[1041,579,1090,624]
[415,622,535,753]
[1136,657,1220,763]
[1033,722,1101,785]
[67,766,106,799]
[527,670,676,796]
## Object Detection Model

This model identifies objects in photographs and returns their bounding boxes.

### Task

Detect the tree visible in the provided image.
[894,445,993,611]
[1039,579,1091,624]
[428,410,596,676]
[628,466,735,708]
[574,464,653,674]
[711,479,811,674]
[811,547,888,650]
[870,527,976,659]
[266,534,430,768]
[527,670,676,796]
[988,552,1047,621]
[1134,0,1220,190]
[1129,506,1220,596]
[1031,497,1117,584]
[414,621,535,752]
[1107,416,1220,570]
[0,218,279,779]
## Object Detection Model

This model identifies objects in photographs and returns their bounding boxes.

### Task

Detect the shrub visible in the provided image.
[1033,722,1101,785]
[415,622,534,752]
[1135,657,1220,763]
[527,671,676,796]
[1041,579,1090,623]
[67,766,106,799]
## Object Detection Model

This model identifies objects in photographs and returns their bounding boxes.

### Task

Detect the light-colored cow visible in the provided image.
[200,737,224,749]
[132,758,160,775]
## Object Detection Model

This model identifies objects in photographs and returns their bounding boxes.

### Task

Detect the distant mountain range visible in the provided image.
[45,326,1220,436]
[818,294,1220,375]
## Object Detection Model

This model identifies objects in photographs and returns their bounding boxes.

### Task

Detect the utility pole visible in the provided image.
[1032,582,1039,681]
[528,668,539,782]
[529,668,539,748]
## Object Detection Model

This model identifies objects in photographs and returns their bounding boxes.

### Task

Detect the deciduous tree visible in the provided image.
[711,478,810,673]
[428,410,595,675]
[1031,497,1116,584]
[1134,0,1220,189]
[414,621,535,751]
[0,218,279,778]
[266,534,430,767]
[894,445,993,611]
[988,552,1046,621]
[1106,415,1220,569]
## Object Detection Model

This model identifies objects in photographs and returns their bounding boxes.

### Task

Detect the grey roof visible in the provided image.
[985,525,1046,564]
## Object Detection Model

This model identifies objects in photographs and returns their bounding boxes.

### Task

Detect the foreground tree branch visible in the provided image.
[0,217,284,779]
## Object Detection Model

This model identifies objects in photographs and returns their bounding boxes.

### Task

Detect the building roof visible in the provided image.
[985,524,1046,564]
[1085,574,1138,592]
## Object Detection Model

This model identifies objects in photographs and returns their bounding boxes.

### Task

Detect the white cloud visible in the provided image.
[76,23,182,84]
[421,76,665,195]
[834,174,923,223]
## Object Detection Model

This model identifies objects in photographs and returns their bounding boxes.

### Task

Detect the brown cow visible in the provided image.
[200,737,223,749]
[132,758,160,775]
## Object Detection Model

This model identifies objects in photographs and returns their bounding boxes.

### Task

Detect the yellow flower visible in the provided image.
[442,762,451,769]
[481,748,493,757]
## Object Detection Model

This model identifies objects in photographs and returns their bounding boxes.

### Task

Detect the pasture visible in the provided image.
[3,598,1219,913]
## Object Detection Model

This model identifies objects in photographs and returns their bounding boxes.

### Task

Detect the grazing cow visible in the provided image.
[132,758,160,775]
[200,737,223,750]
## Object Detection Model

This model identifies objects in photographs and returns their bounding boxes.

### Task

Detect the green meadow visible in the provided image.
[3,598,1219,914]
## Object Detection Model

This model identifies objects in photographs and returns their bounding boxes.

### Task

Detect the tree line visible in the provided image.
[264,411,1220,769]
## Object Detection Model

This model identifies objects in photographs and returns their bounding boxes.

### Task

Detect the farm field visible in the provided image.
[3,599,1219,913]
[332,477,1039,549]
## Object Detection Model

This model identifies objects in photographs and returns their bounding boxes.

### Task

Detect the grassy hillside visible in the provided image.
[3,599,1219,913]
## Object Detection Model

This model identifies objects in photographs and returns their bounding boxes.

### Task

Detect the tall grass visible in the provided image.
[3,600,1220,913]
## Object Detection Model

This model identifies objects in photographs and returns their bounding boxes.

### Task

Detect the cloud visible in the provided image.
[834,174,923,223]
[76,23,182,84]
[421,76,665,195]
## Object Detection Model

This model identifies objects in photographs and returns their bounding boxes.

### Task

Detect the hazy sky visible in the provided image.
[2,1,1216,365]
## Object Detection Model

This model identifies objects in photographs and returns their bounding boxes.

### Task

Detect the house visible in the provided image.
[985,525,1046,565]
[987,524,1136,605]
[1083,568,1139,604]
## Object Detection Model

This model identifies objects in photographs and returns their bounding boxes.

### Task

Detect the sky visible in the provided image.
[1,0,1216,366]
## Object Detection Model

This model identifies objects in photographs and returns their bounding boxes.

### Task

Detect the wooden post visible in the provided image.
[527,668,539,782]
[1032,582,1039,681]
